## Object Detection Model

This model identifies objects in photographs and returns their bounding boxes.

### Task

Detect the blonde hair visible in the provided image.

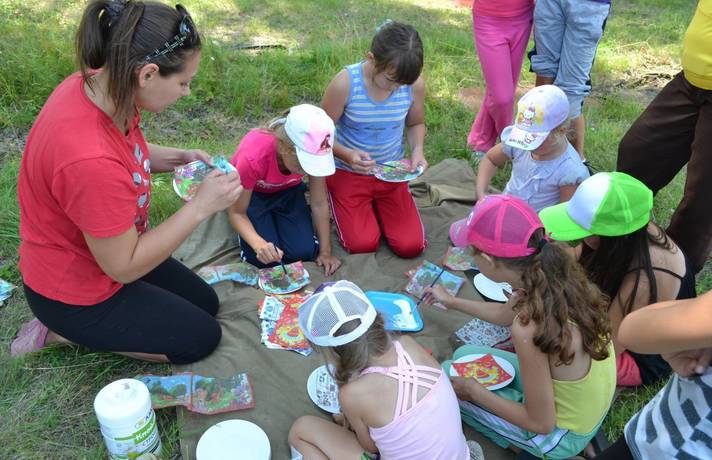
[314,314,391,386]
[261,111,296,157]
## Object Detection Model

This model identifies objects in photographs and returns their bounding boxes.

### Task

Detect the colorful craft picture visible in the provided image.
[190,373,255,414]
[473,273,513,303]
[443,246,478,271]
[258,261,310,295]
[372,159,424,183]
[455,318,512,349]
[196,262,258,287]
[0,278,15,306]
[449,353,515,391]
[404,261,465,305]
[307,365,340,413]
[136,372,255,414]
[268,303,312,355]
[173,156,236,201]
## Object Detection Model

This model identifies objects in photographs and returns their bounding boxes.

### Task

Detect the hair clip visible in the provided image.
[268,117,287,129]
[537,238,548,252]
[106,0,128,22]
[375,18,394,33]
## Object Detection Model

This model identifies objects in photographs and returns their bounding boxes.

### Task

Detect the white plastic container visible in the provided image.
[94,378,162,460]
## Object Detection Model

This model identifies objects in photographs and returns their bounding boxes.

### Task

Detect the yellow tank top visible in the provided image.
[682,0,712,89]
[552,342,616,434]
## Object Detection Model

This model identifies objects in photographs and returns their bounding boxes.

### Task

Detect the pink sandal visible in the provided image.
[10,318,49,357]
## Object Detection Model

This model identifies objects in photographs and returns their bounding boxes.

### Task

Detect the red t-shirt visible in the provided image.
[18,72,151,305]
[230,129,303,193]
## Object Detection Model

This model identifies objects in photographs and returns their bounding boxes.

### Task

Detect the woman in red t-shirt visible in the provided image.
[12,0,242,364]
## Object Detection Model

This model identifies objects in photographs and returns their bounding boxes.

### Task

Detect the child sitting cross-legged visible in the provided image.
[288,280,482,460]
[440,194,616,459]
[475,85,589,212]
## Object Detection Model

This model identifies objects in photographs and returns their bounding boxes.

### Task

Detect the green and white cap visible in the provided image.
[539,172,653,241]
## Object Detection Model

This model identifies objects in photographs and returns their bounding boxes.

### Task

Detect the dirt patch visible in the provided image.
[0,128,27,162]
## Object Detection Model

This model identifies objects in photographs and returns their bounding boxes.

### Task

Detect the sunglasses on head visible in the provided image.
[142,4,197,64]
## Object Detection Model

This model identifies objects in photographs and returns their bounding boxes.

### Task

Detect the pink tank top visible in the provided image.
[359,341,469,460]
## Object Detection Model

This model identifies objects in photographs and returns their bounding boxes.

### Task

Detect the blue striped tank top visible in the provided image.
[335,62,413,171]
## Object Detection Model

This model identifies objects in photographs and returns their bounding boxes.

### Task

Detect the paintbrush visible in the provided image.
[279,260,290,280]
[416,266,446,307]
[374,160,412,172]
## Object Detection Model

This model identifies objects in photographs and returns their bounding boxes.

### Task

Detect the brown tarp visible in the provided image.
[173,159,514,459]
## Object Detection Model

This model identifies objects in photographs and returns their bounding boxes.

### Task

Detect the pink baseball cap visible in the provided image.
[449,194,544,258]
[284,104,336,177]
[503,85,569,151]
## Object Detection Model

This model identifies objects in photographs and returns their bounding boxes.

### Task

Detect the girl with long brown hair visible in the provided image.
[12,0,242,363]
[438,194,615,459]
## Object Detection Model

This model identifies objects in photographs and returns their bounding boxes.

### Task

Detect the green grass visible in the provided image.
[0,0,701,456]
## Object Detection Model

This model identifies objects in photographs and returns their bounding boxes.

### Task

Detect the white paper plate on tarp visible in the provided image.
[196,420,271,460]
[448,353,516,391]
[473,273,513,303]
[307,365,340,414]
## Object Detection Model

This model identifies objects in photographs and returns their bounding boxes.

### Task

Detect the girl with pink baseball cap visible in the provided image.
[228,104,341,275]
[437,194,616,458]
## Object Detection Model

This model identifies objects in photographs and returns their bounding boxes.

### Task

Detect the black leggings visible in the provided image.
[24,257,221,364]
[595,436,634,460]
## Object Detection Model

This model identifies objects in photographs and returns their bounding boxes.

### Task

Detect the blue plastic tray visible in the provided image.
[365,291,424,332]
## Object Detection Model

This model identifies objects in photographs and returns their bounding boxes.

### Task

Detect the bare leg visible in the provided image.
[571,114,585,159]
[45,330,72,346]
[535,75,555,86]
[289,415,366,460]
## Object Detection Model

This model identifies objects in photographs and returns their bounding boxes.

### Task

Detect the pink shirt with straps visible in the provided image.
[359,341,469,460]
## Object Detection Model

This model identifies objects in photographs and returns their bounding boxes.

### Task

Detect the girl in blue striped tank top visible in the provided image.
[321,21,428,258]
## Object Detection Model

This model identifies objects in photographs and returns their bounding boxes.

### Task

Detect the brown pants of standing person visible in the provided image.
[617,71,712,273]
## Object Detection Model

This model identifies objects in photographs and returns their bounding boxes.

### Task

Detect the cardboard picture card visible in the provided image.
[404,260,465,299]
[197,262,259,287]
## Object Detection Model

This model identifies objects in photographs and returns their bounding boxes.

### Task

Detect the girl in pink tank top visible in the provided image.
[289,280,480,460]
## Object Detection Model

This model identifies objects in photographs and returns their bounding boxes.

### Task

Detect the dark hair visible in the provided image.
[580,222,672,317]
[315,314,391,387]
[76,0,202,123]
[474,228,611,366]
[370,21,423,85]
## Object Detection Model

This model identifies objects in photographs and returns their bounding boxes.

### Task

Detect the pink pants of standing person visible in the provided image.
[467,11,533,152]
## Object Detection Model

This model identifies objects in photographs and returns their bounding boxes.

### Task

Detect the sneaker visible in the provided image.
[10,318,49,357]
[468,439,485,460]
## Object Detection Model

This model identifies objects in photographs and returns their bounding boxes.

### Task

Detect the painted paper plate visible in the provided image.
[473,273,512,303]
[196,419,271,460]
[307,365,340,414]
[365,291,423,332]
[258,262,310,295]
[372,159,424,183]
[449,353,516,391]
[173,158,237,202]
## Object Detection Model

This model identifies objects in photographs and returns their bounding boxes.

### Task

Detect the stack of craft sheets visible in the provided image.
[196,262,258,287]
[0,278,15,306]
[257,292,313,356]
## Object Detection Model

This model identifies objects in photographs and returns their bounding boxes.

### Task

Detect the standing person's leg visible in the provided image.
[272,183,320,263]
[555,0,610,158]
[373,181,426,258]
[23,259,222,363]
[468,14,516,153]
[529,0,565,86]
[508,12,534,91]
[327,169,381,254]
[666,91,712,273]
[240,191,280,268]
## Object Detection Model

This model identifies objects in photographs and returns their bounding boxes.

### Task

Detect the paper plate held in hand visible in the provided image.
[372,159,424,183]
[365,291,423,332]
[196,419,271,460]
[307,365,340,414]
[449,353,515,391]
[473,273,512,303]
[173,157,237,202]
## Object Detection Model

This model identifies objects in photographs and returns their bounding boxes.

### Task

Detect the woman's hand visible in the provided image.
[410,148,428,172]
[348,150,376,175]
[255,242,284,265]
[316,253,342,276]
[182,148,212,165]
[663,348,712,377]
[190,170,243,219]
[423,285,454,309]
[450,376,480,401]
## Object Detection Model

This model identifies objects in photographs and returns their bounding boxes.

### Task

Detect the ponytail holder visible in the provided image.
[106,0,128,22]
[268,117,287,129]
[537,238,548,252]
[376,18,394,33]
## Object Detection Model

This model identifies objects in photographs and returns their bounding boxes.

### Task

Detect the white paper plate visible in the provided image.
[258,268,310,295]
[449,353,516,391]
[473,273,512,302]
[306,365,340,414]
[196,419,270,460]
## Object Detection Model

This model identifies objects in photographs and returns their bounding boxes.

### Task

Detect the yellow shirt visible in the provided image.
[682,0,712,89]
[552,342,616,435]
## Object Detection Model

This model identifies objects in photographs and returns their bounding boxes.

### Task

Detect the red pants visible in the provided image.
[326,169,426,258]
